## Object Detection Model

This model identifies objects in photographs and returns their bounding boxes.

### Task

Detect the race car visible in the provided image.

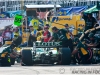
[20,41,71,66]
[17,26,100,66]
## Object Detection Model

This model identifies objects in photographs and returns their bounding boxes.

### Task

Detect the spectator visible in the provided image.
[27,26,37,46]
[45,24,50,31]
[30,26,37,37]
[12,27,21,40]
[45,24,50,28]
[23,18,30,26]
[2,27,13,45]
[0,33,3,46]
[41,26,51,42]
[97,18,100,26]
[64,24,69,31]
[82,13,97,31]
[36,25,44,41]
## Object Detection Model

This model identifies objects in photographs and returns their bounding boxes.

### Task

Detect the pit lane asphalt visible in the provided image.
[0,63,100,75]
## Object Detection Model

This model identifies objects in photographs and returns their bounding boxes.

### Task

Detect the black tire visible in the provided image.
[10,58,15,65]
[61,48,71,65]
[0,57,11,67]
[21,50,33,66]
[87,49,93,64]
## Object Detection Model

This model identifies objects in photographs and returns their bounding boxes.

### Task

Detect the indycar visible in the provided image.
[18,42,100,66]
[0,26,100,66]
[19,41,71,66]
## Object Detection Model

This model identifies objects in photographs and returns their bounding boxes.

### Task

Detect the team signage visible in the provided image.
[31,19,39,30]
[14,14,23,26]
[34,42,62,47]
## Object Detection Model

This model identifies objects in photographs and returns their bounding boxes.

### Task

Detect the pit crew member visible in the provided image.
[64,24,74,39]
[87,32,100,48]
[0,43,18,66]
[72,37,90,64]
[48,26,74,52]
[41,26,51,42]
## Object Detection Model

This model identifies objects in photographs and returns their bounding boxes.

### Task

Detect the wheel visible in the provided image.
[87,48,93,64]
[61,48,71,65]
[21,50,33,66]
[0,57,11,67]
[10,57,15,65]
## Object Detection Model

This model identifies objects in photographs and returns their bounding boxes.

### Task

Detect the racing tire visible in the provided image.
[10,57,15,65]
[61,48,71,65]
[87,48,93,64]
[0,57,11,67]
[21,50,33,66]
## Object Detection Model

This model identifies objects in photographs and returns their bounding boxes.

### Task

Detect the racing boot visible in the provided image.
[71,55,77,65]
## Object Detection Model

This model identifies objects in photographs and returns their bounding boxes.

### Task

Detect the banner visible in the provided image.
[7,11,23,18]
[58,6,88,16]
[14,14,23,26]
[0,12,9,18]
[31,19,39,30]
[0,18,14,27]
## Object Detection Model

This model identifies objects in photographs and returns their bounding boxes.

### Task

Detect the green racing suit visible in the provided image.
[0,46,13,66]
[75,41,90,64]
[52,29,73,52]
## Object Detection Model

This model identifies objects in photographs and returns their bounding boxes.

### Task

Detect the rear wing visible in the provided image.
[33,41,62,48]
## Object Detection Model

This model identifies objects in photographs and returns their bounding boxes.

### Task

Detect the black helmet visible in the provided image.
[52,26,58,31]
[74,37,80,43]
[65,24,69,27]
[88,33,94,38]
[94,23,99,27]
[10,43,16,49]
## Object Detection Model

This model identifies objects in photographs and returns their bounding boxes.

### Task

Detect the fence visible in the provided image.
[0,0,99,12]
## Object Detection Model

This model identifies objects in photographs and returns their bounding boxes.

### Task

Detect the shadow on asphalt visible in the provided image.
[34,63,100,66]
[14,63,100,67]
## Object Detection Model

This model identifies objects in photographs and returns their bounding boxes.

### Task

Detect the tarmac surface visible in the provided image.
[0,63,100,75]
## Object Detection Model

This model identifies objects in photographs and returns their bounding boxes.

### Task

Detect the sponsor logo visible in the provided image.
[0,14,6,18]
[35,42,62,47]
[52,17,71,22]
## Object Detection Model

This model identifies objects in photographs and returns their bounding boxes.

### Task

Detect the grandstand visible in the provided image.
[0,0,99,12]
